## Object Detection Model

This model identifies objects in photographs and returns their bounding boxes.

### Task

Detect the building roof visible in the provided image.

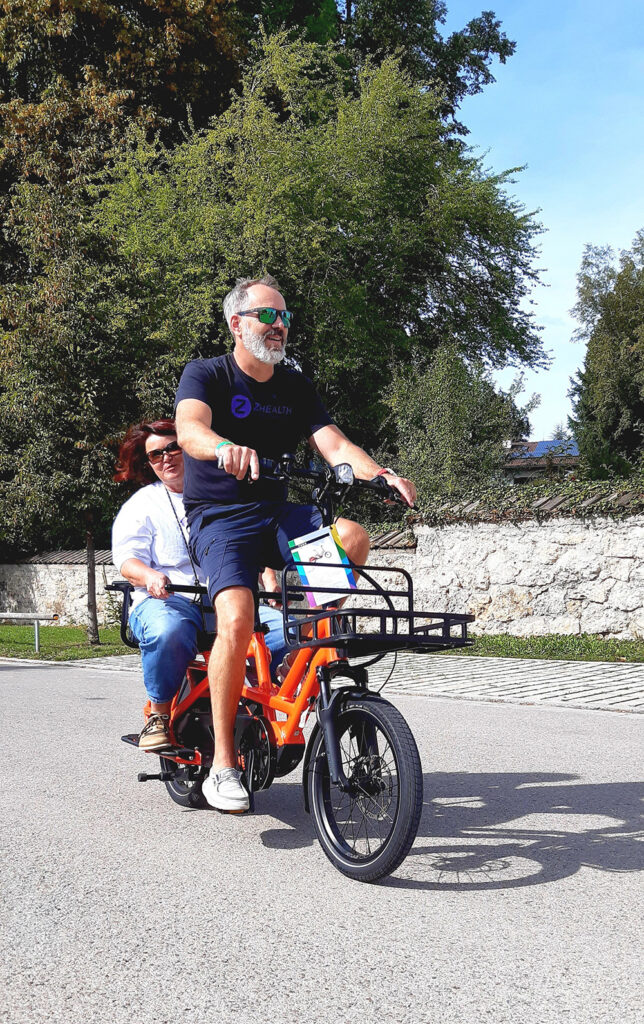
[10,531,417,565]
[508,439,579,461]
[14,550,114,565]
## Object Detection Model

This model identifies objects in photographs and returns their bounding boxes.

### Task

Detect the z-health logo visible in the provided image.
[231,394,252,418]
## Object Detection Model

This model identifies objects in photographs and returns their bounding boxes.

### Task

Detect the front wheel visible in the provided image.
[307,695,423,882]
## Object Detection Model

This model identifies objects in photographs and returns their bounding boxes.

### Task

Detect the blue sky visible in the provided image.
[444,0,644,439]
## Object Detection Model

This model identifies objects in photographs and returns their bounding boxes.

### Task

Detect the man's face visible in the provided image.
[235,285,288,365]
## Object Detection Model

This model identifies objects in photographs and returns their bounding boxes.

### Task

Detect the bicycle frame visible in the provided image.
[155,604,362,791]
[112,553,474,791]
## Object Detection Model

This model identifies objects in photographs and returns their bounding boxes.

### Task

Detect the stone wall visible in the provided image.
[1,514,643,636]
[368,515,644,639]
[0,563,122,626]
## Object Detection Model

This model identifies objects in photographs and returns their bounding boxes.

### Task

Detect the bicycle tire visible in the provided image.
[160,757,209,809]
[307,695,423,882]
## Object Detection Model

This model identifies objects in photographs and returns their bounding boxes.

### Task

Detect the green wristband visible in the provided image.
[215,440,232,453]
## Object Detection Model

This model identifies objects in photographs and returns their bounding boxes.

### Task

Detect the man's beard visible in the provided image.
[240,321,286,364]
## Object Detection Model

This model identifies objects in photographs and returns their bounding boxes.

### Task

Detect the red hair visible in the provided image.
[114,419,177,485]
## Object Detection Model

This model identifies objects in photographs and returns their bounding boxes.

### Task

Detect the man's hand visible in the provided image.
[383,474,416,508]
[218,443,260,481]
[144,570,171,599]
[260,567,282,608]
[310,425,417,507]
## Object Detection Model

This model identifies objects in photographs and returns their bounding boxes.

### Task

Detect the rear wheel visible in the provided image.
[160,757,209,809]
[307,695,423,882]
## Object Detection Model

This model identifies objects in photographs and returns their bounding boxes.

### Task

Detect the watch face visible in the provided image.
[334,462,354,485]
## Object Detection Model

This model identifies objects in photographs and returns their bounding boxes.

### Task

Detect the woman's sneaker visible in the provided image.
[202,768,249,812]
[138,713,171,751]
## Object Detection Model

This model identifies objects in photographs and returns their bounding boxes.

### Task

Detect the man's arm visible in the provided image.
[309,424,416,507]
[176,398,260,481]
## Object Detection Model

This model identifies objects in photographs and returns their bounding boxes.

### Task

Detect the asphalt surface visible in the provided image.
[1,661,642,1024]
[14,650,644,712]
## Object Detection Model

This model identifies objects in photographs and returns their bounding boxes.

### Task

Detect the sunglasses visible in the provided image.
[147,440,181,464]
[237,307,293,329]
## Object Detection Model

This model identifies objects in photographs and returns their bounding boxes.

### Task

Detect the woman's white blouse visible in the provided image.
[111,482,204,607]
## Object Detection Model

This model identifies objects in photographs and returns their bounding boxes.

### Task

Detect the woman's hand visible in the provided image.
[260,567,282,608]
[144,569,171,599]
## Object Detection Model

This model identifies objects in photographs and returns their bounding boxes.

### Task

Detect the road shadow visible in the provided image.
[258,770,644,890]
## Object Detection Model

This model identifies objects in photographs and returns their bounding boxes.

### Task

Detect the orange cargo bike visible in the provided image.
[107,457,473,882]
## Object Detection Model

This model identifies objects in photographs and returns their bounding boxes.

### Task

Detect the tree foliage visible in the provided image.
[93,36,543,447]
[0,9,541,562]
[569,232,644,477]
[339,1,515,122]
[0,181,150,559]
[384,346,533,498]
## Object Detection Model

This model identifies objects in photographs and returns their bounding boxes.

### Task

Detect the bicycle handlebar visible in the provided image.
[166,583,280,604]
[252,454,411,508]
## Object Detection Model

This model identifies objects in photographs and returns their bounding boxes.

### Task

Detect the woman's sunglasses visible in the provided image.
[237,307,293,328]
[147,440,181,464]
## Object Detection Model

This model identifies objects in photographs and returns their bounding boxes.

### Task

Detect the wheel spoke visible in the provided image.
[332,722,400,855]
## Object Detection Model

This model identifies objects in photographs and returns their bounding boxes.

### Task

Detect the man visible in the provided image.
[175,274,416,811]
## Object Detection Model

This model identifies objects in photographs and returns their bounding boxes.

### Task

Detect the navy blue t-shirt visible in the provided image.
[175,353,334,516]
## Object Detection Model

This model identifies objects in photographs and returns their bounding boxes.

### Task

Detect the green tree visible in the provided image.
[0,181,155,639]
[552,421,572,441]
[384,346,533,498]
[93,36,543,448]
[0,0,262,295]
[339,1,515,120]
[258,1,339,43]
[569,233,644,477]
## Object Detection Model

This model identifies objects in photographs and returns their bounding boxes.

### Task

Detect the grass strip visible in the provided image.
[1,626,643,664]
[0,625,136,661]
[442,632,644,663]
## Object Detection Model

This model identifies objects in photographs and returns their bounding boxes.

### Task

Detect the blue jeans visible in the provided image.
[129,594,287,704]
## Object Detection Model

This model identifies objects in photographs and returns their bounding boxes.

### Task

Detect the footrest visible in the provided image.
[157,746,201,759]
[121,733,140,747]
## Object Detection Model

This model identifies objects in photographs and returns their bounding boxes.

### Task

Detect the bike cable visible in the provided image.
[372,651,397,693]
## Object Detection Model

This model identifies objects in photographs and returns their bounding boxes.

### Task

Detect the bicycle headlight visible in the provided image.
[333,463,354,485]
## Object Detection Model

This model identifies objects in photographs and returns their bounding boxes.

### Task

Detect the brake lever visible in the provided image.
[367,475,415,508]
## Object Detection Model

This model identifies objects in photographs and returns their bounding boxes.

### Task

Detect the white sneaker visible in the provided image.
[202,768,249,812]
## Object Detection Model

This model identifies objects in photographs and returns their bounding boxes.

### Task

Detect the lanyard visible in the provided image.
[164,487,206,627]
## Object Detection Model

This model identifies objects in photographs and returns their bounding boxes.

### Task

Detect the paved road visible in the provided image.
[1,661,642,1024]
[18,650,644,712]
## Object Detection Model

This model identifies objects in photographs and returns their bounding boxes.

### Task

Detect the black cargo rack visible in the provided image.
[280,562,474,657]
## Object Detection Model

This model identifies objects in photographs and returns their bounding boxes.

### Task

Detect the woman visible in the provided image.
[112,419,286,752]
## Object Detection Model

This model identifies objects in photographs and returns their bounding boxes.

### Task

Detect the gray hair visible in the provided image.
[223,274,282,332]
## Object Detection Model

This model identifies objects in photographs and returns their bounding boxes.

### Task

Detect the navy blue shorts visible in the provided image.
[188,502,323,603]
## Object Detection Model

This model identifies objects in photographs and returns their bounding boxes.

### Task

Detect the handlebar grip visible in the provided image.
[166,583,208,595]
[357,475,412,506]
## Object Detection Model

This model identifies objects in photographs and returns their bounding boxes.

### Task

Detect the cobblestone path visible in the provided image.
[372,653,644,712]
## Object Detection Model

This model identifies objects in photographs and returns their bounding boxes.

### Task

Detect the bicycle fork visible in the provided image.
[315,662,370,792]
